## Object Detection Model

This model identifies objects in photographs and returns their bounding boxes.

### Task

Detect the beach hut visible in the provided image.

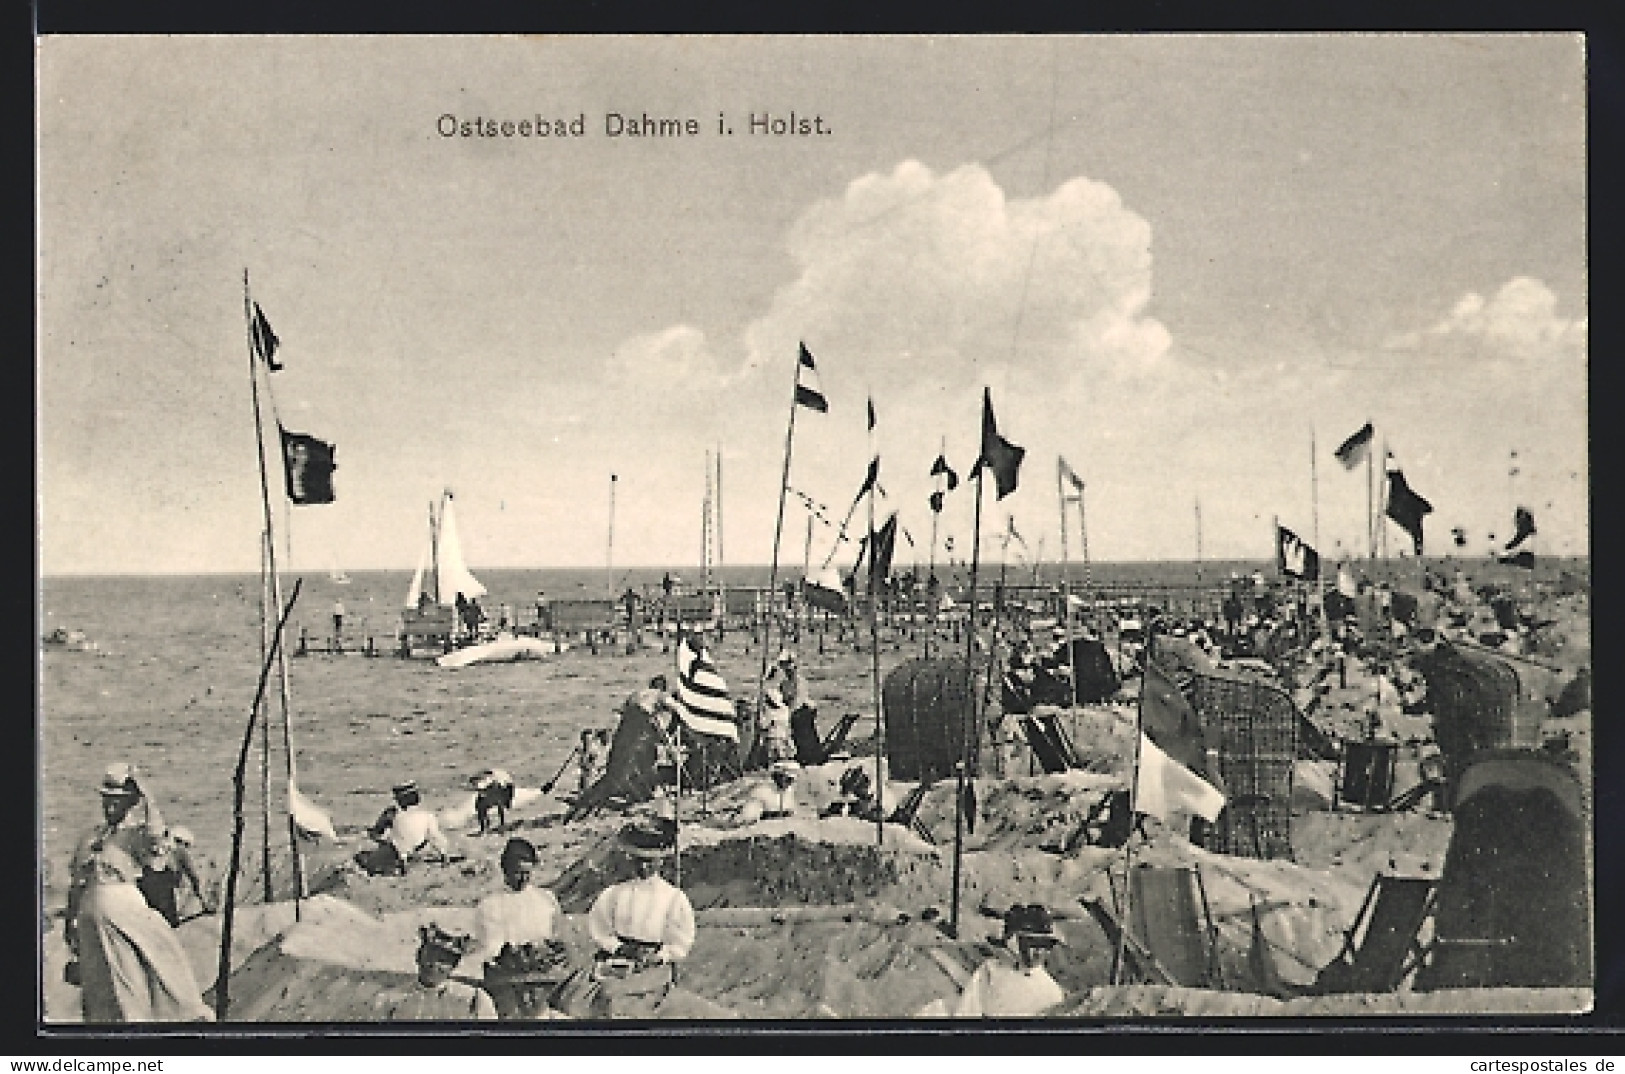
[1413,750,1590,990]
[881,658,984,783]
[1190,666,1298,861]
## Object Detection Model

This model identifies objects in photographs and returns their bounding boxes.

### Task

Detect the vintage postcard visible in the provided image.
[37,34,1590,1030]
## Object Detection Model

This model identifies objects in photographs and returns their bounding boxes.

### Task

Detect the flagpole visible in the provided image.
[608,474,617,602]
[755,349,803,754]
[243,271,278,906]
[1367,435,1376,562]
[1112,628,1152,985]
[1078,481,1092,629]
[1380,439,1390,564]
[868,467,884,848]
[928,435,946,660]
[215,578,301,1021]
[716,445,726,635]
[1312,426,1328,642]
[1058,459,1075,708]
[950,462,985,940]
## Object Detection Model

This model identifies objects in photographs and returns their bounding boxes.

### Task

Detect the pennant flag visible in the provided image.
[251,302,282,371]
[674,632,739,740]
[1135,732,1226,824]
[855,456,881,502]
[929,490,946,514]
[1005,516,1028,552]
[1058,455,1085,497]
[1498,548,1536,570]
[1506,506,1537,550]
[795,343,829,412]
[277,426,337,505]
[960,778,978,836]
[867,396,876,432]
[1276,525,1321,581]
[803,566,849,614]
[289,779,338,841]
[868,512,899,593]
[974,388,1025,500]
[1334,422,1374,470]
[930,454,960,492]
[1384,466,1433,555]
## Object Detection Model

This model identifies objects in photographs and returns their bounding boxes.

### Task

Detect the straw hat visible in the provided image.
[418,922,473,962]
[391,780,418,797]
[98,763,139,797]
[1002,903,1063,946]
[619,819,676,859]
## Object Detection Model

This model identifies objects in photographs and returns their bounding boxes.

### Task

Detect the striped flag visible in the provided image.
[675,632,739,740]
[795,343,829,412]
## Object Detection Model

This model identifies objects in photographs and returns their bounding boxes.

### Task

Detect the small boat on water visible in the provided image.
[435,633,563,668]
[41,627,98,652]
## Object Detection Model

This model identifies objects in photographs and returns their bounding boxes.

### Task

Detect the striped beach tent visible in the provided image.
[675,632,739,741]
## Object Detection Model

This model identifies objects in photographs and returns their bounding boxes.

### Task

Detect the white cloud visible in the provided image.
[603,324,719,392]
[1388,276,1586,363]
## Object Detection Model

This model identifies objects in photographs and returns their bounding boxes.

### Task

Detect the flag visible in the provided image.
[289,779,338,841]
[674,632,739,740]
[1334,422,1374,470]
[867,396,876,432]
[1451,526,1468,548]
[251,302,282,371]
[1138,655,1210,774]
[855,457,881,503]
[1005,516,1028,552]
[1135,732,1226,823]
[1506,507,1537,550]
[974,388,1025,500]
[1498,549,1536,570]
[868,512,899,593]
[929,490,946,514]
[1276,525,1321,581]
[1058,456,1085,497]
[1384,466,1433,555]
[795,343,829,412]
[960,778,978,836]
[930,454,960,491]
[278,426,337,505]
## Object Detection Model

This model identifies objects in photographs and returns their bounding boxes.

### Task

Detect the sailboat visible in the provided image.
[398,489,552,666]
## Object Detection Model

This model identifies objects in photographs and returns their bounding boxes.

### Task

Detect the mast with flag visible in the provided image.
[1335,421,1376,560]
[1057,456,1086,707]
[927,441,958,658]
[754,344,827,751]
[865,394,886,845]
[950,388,1023,938]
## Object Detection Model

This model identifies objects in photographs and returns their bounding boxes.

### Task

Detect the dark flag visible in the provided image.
[855,456,881,502]
[868,513,899,593]
[930,454,959,491]
[1139,655,1210,773]
[251,302,282,371]
[1451,526,1468,548]
[974,388,1025,500]
[867,396,876,432]
[1384,466,1432,554]
[795,343,829,412]
[929,490,946,514]
[1276,524,1321,581]
[1334,422,1374,470]
[278,426,337,505]
[1505,506,1537,550]
[1498,549,1536,570]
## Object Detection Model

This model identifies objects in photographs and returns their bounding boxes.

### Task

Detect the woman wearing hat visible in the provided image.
[64,764,214,1022]
[364,780,452,874]
[372,924,497,1020]
[927,904,1067,1017]
[573,820,696,1017]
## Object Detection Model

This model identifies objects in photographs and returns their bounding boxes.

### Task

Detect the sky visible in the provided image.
[37,35,1588,575]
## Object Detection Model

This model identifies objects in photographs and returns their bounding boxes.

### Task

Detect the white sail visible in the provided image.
[404,542,428,609]
[435,493,487,603]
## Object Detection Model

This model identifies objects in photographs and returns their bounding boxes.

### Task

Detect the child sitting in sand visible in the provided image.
[735,760,800,825]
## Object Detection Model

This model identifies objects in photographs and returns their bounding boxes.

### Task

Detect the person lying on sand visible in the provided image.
[373,924,497,1021]
[735,760,800,825]
[362,781,453,875]
[918,903,1067,1018]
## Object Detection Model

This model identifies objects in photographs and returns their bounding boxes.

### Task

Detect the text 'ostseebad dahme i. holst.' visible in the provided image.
[436,111,832,138]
